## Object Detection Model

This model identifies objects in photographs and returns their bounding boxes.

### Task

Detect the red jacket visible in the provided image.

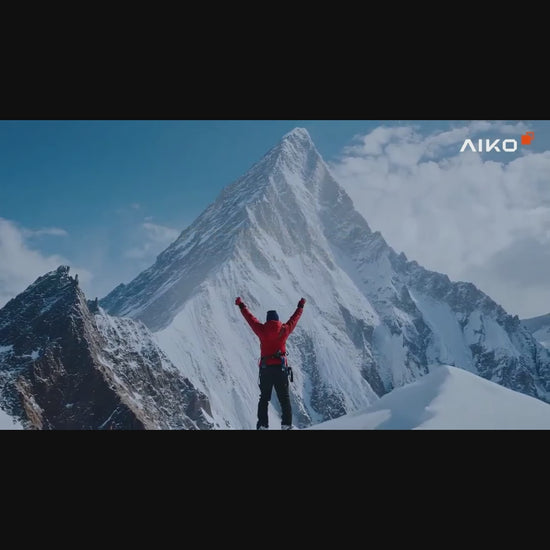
[239,305,303,365]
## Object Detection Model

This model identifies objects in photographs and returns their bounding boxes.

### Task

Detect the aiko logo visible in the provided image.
[521,131,535,145]
[460,132,534,153]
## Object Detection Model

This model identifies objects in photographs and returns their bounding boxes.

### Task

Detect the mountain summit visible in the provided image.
[100,128,550,429]
[101,126,360,330]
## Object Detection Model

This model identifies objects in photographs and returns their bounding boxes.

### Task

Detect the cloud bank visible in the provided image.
[124,222,179,260]
[331,121,550,318]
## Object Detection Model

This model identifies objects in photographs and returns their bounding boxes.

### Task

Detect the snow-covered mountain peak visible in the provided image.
[100,127,351,328]
[272,126,324,182]
[278,127,317,163]
[172,127,322,237]
[26,264,73,293]
[0,265,84,336]
[101,129,550,428]
[282,127,312,142]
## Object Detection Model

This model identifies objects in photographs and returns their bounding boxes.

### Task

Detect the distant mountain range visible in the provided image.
[522,313,550,348]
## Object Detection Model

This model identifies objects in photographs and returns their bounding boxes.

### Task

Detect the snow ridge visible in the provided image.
[310,365,550,429]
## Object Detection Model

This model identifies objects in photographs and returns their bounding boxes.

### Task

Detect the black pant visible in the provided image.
[257,365,292,429]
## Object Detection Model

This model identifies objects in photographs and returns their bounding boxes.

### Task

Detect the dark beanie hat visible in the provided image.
[266,310,279,322]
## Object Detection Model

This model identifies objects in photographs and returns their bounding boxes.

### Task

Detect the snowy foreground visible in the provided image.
[0,407,23,430]
[310,365,550,430]
[3,364,550,430]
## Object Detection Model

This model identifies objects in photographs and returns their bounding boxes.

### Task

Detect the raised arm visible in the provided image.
[285,298,305,335]
[235,297,263,337]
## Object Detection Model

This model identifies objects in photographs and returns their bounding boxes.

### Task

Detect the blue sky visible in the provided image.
[0,120,416,229]
[1,120,549,317]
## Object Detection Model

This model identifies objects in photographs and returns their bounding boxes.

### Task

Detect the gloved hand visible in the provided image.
[235,297,244,307]
[298,298,306,308]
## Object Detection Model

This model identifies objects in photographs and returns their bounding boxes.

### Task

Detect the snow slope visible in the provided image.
[311,365,550,429]
[0,406,23,429]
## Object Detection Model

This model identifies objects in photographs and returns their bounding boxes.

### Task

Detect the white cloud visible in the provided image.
[142,222,179,243]
[125,222,179,260]
[0,218,92,308]
[331,121,550,318]
[342,121,528,164]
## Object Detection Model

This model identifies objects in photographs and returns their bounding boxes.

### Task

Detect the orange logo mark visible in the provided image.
[521,131,535,145]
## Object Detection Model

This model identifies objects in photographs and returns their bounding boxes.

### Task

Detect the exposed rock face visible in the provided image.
[0,266,212,429]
